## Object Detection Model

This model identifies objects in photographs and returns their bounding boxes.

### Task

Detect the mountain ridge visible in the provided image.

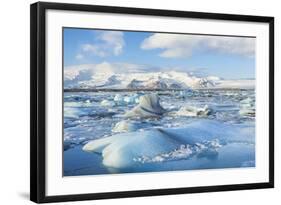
[64,64,254,89]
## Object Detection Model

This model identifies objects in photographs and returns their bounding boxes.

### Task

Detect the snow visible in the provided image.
[215,79,255,89]
[83,120,254,168]
[64,63,255,90]
[64,64,227,89]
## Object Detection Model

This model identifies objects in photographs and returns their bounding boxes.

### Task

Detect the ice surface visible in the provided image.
[112,120,140,133]
[83,120,254,168]
[64,89,256,175]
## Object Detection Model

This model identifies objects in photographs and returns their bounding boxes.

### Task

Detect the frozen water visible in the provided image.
[112,120,140,133]
[83,120,254,168]
[100,99,115,107]
[64,89,255,176]
[174,105,212,117]
[239,97,255,117]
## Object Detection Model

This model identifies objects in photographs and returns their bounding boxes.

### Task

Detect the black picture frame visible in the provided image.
[30,2,274,203]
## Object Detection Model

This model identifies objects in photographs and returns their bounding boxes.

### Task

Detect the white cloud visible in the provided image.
[65,62,151,74]
[141,33,255,58]
[75,53,84,60]
[81,31,125,57]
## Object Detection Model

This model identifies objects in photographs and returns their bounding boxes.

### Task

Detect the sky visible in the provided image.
[63,28,256,79]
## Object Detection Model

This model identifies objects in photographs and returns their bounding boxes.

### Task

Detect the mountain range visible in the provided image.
[64,63,254,90]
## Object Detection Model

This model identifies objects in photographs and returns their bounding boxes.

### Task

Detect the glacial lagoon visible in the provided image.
[63,89,255,176]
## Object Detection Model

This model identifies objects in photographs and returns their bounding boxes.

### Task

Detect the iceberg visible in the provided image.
[175,105,212,117]
[177,89,193,98]
[100,99,115,107]
[125,94,166,118]
[83,120,254,168]
[113,94,125,105]
[64,107,90,118]
[112,120,140,133]
[113,93,140,105]
[239,97,255,117]
[123,96,133,104]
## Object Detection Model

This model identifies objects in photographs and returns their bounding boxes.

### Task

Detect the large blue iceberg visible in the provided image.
[83,120,254,168]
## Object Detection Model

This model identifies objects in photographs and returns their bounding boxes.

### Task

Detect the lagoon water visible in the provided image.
[63,89,255,176]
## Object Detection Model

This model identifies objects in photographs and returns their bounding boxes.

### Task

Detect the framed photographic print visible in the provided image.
[30,2,274,203]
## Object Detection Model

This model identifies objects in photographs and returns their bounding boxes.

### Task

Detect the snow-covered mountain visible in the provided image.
[64,63,254,89]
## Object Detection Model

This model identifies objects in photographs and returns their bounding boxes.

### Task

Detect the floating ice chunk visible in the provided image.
[64,101,94,107]
[123,96,135,104]
[177,89,193,98]
[64,102,80,107]
[114,93,140,105]
[114,94,123,103]
[175,105,212,117]
[112,120,139,133]
[135,97,140,104]
[83,120,254,168]
[239,97,255,117]
[64,107,89,118]
[132,93,140,104]
[125,94,166,118]
[100,99,115,107]
[240,97,254,105]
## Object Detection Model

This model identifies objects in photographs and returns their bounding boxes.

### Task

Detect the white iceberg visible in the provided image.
[114,93,139,105]
[100,99,115,107]
[125,94,166,118]
[83,120,254,168]
[177,89,193,98]
[175,105,212,117]
[113,94,124,105]
[124,95,138,104]
[239,97,255,116]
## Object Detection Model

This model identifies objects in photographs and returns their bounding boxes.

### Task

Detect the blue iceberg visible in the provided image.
[83,120,254,168]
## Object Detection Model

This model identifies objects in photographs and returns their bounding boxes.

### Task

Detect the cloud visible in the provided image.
[75,53,84,60]
[141,33,255,58]
[65,62,151,74]
[81,31,125,57]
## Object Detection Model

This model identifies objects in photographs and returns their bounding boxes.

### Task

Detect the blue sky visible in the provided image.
[64,28,255,79]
